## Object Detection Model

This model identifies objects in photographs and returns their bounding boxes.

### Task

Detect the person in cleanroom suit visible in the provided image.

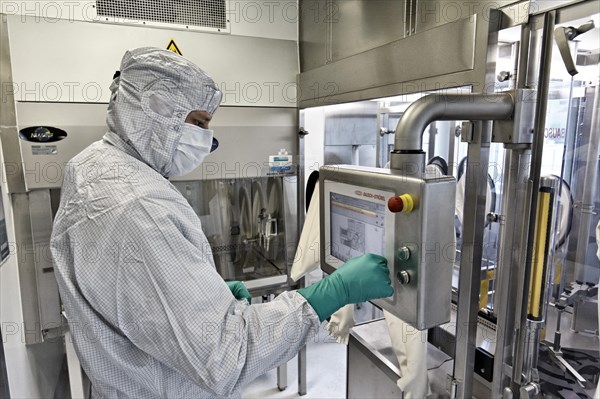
[50,47,393,398]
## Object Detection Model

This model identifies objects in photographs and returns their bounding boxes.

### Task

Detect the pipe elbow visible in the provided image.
[393,93,514,153]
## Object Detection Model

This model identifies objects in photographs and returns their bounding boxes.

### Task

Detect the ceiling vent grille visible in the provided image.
[95,0,227,31]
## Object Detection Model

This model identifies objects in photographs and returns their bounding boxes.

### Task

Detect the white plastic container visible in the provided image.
[268,148,293,174]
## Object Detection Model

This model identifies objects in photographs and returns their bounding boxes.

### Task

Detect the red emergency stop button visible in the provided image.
[387,194,414,213]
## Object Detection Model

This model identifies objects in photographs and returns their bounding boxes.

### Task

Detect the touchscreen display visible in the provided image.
[330,192,386,262]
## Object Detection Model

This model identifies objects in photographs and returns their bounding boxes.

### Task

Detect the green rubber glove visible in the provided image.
[298,253,393,322]
[226,281,252,304]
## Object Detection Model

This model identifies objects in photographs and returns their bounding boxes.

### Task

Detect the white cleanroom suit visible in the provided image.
[50,47,320,398]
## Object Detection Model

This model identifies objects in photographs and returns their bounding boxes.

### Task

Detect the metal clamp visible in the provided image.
[492,89,536,144]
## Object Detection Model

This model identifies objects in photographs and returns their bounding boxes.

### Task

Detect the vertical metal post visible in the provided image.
[453,9,501,397]
[376,112,391,168]
[492,146,532,396]
[428,122,437,160]
[277,362,288,391]
[447,122,456,176]
[298,339,307,395]
[376,112,383,168]
[296,120,308,396]
[298,117,307,221]
[453,121,492,399]
[509,41,520,90]
[492,20,534,397]
[513,10,556,384]
[516,24,531,90]
[266,290,290,391]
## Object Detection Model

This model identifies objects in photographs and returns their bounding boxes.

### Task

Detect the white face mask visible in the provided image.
[169,123,214,177]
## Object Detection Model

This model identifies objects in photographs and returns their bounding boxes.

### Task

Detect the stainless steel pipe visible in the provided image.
[392,93,514,152]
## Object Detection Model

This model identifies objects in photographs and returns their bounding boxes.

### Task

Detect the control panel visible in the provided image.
[320,165,456,329]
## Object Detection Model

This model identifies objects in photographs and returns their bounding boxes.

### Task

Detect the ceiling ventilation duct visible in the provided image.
[95,0,228,32]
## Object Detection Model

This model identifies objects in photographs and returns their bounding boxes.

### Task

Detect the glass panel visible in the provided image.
[541,13,600,337]
[172,176,288,282]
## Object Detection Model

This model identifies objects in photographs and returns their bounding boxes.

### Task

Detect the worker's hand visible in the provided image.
[226,281,252,304]
[333,253,393,304]
[298,253,393,321]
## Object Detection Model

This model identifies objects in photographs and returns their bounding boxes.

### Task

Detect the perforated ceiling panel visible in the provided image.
[96,0,227,30]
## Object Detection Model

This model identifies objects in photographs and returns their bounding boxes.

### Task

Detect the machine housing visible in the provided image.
[320,165,456,329]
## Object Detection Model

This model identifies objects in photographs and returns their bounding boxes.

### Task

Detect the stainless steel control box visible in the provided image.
[320,165,456,329]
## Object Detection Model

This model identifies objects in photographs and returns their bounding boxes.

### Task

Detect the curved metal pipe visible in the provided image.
[393,93,515,151]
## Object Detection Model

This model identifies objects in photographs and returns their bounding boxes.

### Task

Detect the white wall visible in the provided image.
[1,0,300,107]
[0,135,64,398]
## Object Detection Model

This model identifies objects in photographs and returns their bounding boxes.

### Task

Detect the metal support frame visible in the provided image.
[386,54,514,399]
[427,122,437,160]
[262,293,295,393]
[387,89,515,399]
[447,122,457,176]
[453,12,505,398]
[487,2,596,395]
[298,335,307,396]
[492,19,534,397]
[492,146,533,396]
[453,121,493,399]
[296,121,308,396]
[513,10,556,386]
[277,362,288,391]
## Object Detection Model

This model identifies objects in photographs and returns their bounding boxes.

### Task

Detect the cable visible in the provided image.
[428,357,453,371]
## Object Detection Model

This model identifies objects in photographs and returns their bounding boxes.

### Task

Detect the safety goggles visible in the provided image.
[200,85,222,153]
[210,137,219,152]
[201,86,222,116]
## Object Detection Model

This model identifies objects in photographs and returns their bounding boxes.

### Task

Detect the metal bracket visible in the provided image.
[461,122,474,143]
[404,0,417,36]
[492,89,536,144]
[554,20,595,76]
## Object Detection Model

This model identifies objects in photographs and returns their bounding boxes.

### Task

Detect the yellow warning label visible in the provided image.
[166,39,182,55]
